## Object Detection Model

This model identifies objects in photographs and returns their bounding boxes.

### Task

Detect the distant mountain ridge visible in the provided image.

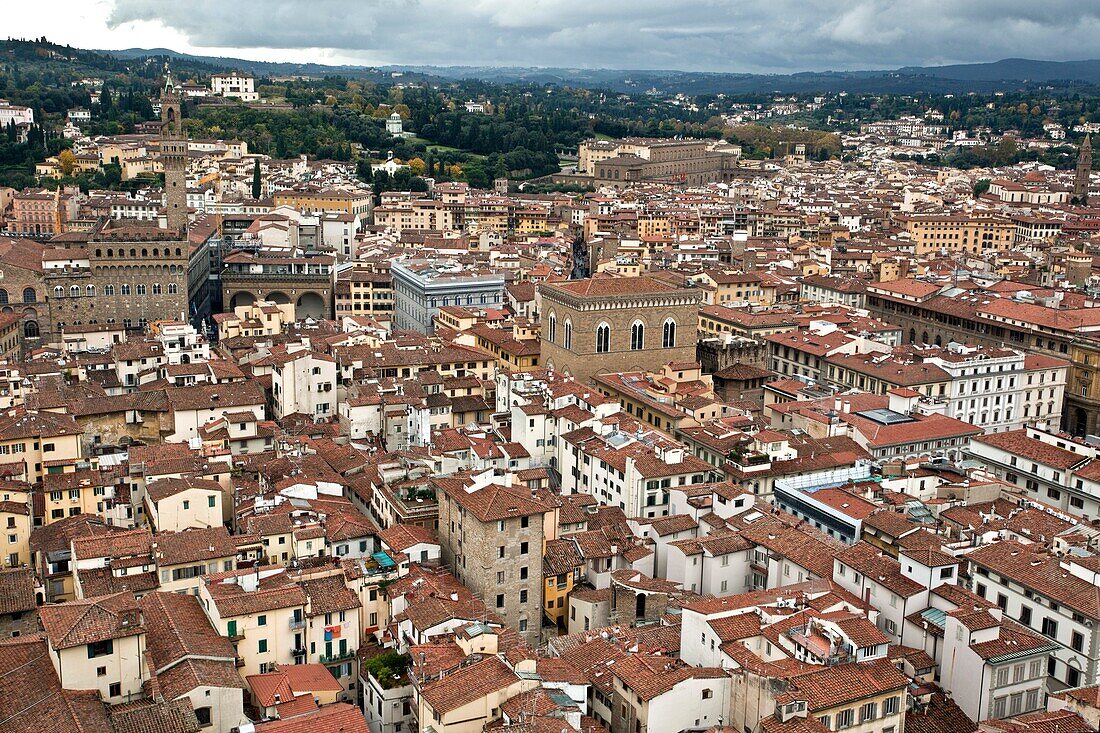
[95,48,1100,94]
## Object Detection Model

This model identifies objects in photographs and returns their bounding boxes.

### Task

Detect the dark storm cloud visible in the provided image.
[106,0,1100,72]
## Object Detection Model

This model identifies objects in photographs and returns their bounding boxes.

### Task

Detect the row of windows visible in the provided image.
[52,283,178,298]
[548,316,677,353]
[0,289,36,305]
[94,247,184,258]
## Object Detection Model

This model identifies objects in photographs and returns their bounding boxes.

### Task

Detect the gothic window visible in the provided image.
[168,283,178,295]
[53,287,64,299]
[152,283,161,295]
[121,285,131,296]
[86,285,95,296]
[564,319,573,350]
[69,286,79,297]
[23,321,38,339]
[548,313,556,343]
[104,285,115,296]
[663,319,677,348]
[596,323,610,353]
[136,285,147,296]
[630,320,645,351]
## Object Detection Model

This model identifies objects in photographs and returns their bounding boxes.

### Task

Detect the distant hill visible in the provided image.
[896,58,1100,82]
[87,47,1100,95]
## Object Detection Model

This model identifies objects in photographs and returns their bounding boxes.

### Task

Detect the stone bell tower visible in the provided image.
[1075,133,1092,205]
[160,67,189,233]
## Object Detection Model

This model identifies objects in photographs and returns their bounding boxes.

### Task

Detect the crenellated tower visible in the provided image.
[160,68,189,233]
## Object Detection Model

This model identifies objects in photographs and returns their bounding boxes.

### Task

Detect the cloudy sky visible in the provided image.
[8,1,1100,73]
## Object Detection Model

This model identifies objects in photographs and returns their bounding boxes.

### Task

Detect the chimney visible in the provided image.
[842,401,851,414]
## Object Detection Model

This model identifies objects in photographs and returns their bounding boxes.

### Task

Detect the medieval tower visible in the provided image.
[1076,133,1092,205]
[160,69,189,233]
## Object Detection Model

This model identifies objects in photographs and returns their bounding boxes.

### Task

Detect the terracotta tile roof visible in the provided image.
[139,592,236,669]
[782,658,908,711]
[0,408,81,439]
[835,542,923,598]
[541,275,686,299]
[612,654,728,701]
[39,591,145,649]
[145,476,222,503]
[107,698,199,733]
[157,657,247,700]
[252,703,369,733]
[301,574,361,617]
[154,526,236,566]
[967,541,1100,617]
[378,523,437,552]
[419,654,519,714]
[0,567,36,616]
[433,477,554,522]
[204,570,307,618]
[71,527,153,561]
[973,430,1091,470]
[0,636,112,732]
[543,537,584,576]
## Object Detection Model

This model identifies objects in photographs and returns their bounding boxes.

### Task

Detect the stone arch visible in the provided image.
[662,317,677,348]
[267,291,291,305]
[229,291,256,310]
[596,322,611,353]
[630,319,646,351]
[296,291,326,319]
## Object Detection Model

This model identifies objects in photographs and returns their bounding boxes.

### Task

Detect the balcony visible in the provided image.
[319,649,356,664]
[289,617,305,630]
[728,449,771,473]
[235,657,245,668]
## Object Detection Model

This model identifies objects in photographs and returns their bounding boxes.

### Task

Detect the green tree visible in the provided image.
[251,159,262,199]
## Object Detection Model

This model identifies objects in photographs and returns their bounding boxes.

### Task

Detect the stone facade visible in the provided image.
[0,238,47,344]
[437,486,546,646]
[539,277,701,384]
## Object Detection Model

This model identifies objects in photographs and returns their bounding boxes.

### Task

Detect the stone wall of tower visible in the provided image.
[160,75,189,233]
[1076,134,1092,204]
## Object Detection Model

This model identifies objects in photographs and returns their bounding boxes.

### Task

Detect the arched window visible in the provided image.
[0,289,9,305]
[152,283,161,295]
[69,286,79,297]
[129,249,136,257]
[175,248,182,257]
[630,320,645,351]
[564,319,573,350]
[86,285,96,297]
[596,323,610,353]
[167,283,178,295]
[53,286,64,299]
[662,319,677,348]
[22,288,35,304]
[121,285,131,296]
[104,285,115,296]
[548,313,556,344]
[23,321,38,339]
[136,284,147,296]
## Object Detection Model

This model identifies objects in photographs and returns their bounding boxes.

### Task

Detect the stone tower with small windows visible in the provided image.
[1076,134,1092,205]
[160,69,189,234]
